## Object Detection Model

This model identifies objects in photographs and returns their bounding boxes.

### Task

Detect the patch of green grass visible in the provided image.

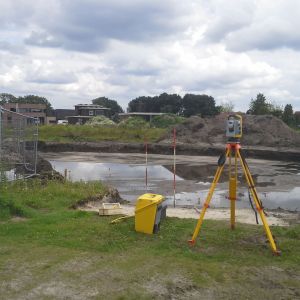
[0,179,106,219]
[0,180,299,299]
[39,124,166,143]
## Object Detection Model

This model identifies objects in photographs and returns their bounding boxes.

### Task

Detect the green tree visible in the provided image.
[92,97,124,117]
[0,93,17,105]
[282,104,295,126]
[249,93,271,115]
[128,96,154,112]
[269,102,283,118]
[182,94,219,117]
[220,100,235,113]
[127,93,220,117]
[156,93,182,114]
[128,93,182,114]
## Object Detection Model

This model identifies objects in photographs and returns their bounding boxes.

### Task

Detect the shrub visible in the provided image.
[151,114,185,128]
[118,117,150,129]
[0,196,26,219]
[85,116,116,127]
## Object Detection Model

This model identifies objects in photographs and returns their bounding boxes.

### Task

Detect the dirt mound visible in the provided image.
[72,187,128,209]
[163,114,300,148]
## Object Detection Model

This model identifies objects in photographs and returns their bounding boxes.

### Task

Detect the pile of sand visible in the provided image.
[164,114,300,148]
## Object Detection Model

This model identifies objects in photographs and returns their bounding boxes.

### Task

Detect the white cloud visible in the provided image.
[0,0,300,111]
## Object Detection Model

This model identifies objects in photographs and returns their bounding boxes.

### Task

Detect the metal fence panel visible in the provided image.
[0,106,39,181]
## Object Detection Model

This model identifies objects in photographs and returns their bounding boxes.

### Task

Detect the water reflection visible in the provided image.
[273,163,300,175]
[263,187,300,210]
[164,163,275,187]
[50,161,183,182]
[164,164,219,181]
[49,160,300,211]
[165,188,300,211]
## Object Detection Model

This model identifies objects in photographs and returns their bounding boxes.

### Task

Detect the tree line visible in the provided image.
[1,92,299,127]
[248,93,299,127]
[128,93,220,117]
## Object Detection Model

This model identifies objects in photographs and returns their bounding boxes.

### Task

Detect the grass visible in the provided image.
[38,125,167,143]
[0,179,299,299]
[0,179,106,219]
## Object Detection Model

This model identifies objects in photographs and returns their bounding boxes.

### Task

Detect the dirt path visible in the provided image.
[81,204,298,226]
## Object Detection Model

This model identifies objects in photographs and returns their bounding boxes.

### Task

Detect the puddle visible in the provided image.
[50,161,183,182]
[49,157,300,211]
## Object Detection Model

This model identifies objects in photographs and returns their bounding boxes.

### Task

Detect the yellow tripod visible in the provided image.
[189,142,281,256]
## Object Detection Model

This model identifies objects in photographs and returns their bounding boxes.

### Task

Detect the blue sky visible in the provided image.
[1,0,300,111]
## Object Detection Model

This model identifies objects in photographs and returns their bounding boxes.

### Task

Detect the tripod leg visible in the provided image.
[189,148,230,245]
[237,149,281,255]
[229,148,238,229]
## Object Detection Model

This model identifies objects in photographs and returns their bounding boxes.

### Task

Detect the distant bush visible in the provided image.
[151,114,185,128]
[118,117,150,129]
[85,115,116,127]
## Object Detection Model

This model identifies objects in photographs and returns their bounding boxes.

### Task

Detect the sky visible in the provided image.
[1,0,300,111]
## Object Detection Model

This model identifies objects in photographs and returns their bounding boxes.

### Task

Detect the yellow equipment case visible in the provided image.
[135,193,167,234]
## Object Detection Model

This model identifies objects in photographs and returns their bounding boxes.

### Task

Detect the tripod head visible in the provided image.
[226,114,242,143]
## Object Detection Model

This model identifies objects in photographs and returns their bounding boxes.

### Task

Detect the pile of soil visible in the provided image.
[72,187,128,209]
[163,114,300,148]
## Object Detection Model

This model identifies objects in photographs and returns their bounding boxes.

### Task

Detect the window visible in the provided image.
[10,108,16,112]
[89,110,94,116]
[18,108,30,113]
[31,109,43,113]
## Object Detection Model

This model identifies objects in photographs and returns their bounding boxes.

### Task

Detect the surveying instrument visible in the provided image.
[189,114,281,255]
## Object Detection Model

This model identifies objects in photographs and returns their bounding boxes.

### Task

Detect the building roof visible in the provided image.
[55,109,76,120]
[120,112,166,116]
[75,104,110,110]
[67,115,94,118]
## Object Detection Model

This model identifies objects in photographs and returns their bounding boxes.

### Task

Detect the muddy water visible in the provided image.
[45,152,300,211]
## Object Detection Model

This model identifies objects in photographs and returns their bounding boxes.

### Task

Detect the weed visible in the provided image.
[38,125,166,143]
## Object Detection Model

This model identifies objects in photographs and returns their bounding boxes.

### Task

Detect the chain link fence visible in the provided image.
[0,106,39,182]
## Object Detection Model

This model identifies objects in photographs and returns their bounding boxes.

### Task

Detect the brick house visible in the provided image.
[67,104,110,125]
[2,103,47,124]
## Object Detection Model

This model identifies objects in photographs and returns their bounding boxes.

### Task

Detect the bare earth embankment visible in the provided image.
[39,114,300,161]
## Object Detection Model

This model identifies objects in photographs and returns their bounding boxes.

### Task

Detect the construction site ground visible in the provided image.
[2,114,299,299]
[42,151,300,226]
